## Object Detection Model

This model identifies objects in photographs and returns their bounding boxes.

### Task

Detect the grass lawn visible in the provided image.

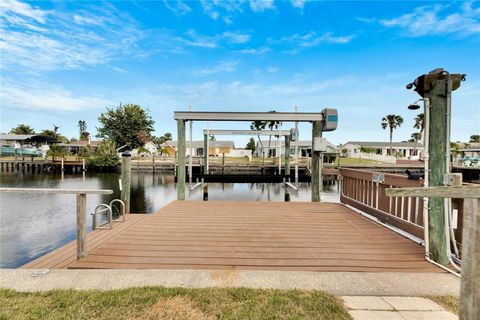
[0,287,351,320]
[427,295,460,315]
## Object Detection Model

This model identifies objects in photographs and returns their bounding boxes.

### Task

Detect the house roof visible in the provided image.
[161,140,235,148]
[342,141,423,148]
[60,140,101,147]
[0,134,59,143]
[257,140,338,149]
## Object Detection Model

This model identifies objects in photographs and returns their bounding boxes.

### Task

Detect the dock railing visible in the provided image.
[0,188,113,260]
[339,168,464,243]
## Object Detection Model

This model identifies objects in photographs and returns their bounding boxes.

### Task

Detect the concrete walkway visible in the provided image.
[0,269,459,296]
[342,296,458,320]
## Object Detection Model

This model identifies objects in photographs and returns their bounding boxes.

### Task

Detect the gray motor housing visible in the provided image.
[322,108,338,132]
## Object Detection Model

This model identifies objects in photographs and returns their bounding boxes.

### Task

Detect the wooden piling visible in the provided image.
[177,119,186,200]
[285,135,291,177]
[76,193,87,259]
[427,77,449,265]
[121,152,131,214]
[311,121,323,202]
[460,198,480,320]
[203,133,208,174]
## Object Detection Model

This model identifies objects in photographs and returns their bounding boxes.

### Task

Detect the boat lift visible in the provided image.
[175,109,338,202]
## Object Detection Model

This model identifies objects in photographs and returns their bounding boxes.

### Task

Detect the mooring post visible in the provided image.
[203,183,208,201]
[203,133,208,174]
[460,198,480,320]
[177,119,186,200]
[121,151,131,214]
[285,135,291,178]
[311,121,323,202]
[427,77,449,264]
[76,193,87,259]
[222,153,225,173]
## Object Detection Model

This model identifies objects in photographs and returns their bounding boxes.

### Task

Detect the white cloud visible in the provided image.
[379,2,480,36]
[200,0,243,22]
[290,0,309,10]
[239,46,271,55]
[180,29,251,48]
[270,31,355,51]
[0,0,49,24]
[197,61,239,74]
[0,79,110,112]
[249,0,275,12]
[0,1,145,71]
[200,0,275,22]
[266,67,278,73]
[162,0,192,15]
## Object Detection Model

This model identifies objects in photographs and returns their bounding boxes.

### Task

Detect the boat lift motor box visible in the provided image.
[321,108,338,132]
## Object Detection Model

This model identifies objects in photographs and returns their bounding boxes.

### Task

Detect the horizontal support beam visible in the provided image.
[0,188,113,195]
[385,186,480,199]
[174,111,325,122]
[203,129,292,136]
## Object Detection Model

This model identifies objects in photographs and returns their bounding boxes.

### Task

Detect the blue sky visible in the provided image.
[0,0,479,146]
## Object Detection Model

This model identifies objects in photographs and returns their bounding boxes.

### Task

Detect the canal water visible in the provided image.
[0,171,339,268]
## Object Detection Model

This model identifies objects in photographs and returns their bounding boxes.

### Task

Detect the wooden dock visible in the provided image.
[23,201,442,272]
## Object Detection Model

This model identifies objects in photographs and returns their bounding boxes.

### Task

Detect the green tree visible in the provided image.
[153,132,172,146]
[40,125,68,143]
[410,132,421,155]
[9,124,35,135]
[97,103,154,150]
[47,144,69,161]
[266,111,280,158]
[250,120,267,167]
[413,113,424,135]
[450,142,462,163]
[87,140,120,169]
[78,120,90,141]
[381,114,404,155]
[470,134,480,143]
[246,137,256,153]
[360,147,375,154]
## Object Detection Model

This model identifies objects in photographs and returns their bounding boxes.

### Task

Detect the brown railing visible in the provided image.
[340,168,464,245]
[341,168,426,239]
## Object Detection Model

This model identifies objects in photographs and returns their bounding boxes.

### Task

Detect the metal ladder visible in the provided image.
[91,199,126,230]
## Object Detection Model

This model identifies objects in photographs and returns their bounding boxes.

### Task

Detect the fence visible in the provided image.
[340,168,464,245]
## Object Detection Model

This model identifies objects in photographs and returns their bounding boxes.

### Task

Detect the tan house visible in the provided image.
[160,140,235,157]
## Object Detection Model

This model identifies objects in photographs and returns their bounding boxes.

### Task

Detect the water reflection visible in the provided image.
[0,171,338,268]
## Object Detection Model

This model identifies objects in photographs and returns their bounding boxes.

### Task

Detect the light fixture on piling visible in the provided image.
[408,99,423,110]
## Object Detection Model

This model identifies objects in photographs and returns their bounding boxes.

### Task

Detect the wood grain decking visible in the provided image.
[23,201,442,272]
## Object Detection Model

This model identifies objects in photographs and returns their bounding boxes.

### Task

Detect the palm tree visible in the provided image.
[413,113,424,141]
[266,111,279,158]
[381,114,404,156]
[410,132,421,156]
[250,120,267,169]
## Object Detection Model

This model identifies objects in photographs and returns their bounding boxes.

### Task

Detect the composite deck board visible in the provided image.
[24,201,442,272]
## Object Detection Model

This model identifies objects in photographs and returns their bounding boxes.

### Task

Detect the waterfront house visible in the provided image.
[340,141,423,159]
[160,140,235,157]
[59,140,100,154]
[254,140,338,158]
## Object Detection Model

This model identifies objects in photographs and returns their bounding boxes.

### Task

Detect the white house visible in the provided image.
[340,141,423,159]
[254,140,338,158]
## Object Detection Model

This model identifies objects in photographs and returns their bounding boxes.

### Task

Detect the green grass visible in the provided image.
[0,287,351,320]
[427,295,460,315]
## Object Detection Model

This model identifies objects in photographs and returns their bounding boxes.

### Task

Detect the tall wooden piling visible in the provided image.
[203,133,208,174]
[285,135,291,177]
[460,198,480,320]
[177,120,186,200]
[76,193,87,259]
[311,121,323,202]
[121,151,131,214]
